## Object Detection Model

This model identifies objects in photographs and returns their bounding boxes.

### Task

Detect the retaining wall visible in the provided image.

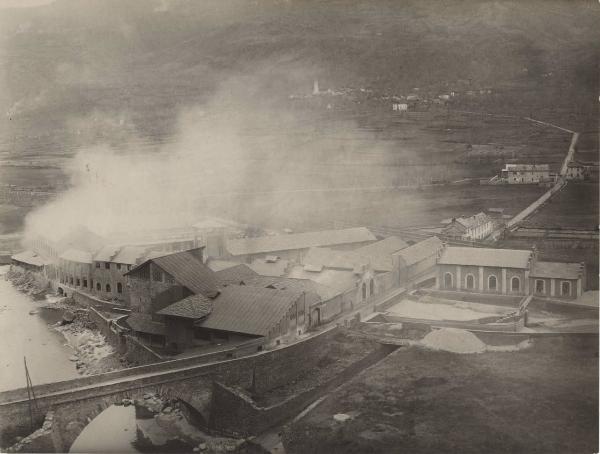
[209,343,397,436]
[0,327,341,447]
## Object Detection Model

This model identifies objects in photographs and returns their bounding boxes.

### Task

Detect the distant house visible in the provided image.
[500,164,552,184]
[565,161,598,181]
[442,212,494,240]
[530,261,585,299]
[224,227,377,263]
[392,102,408,112]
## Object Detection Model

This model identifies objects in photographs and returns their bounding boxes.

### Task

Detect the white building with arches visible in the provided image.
[435,246,585,300]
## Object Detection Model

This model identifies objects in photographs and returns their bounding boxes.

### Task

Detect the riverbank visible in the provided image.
[1,266,126,389]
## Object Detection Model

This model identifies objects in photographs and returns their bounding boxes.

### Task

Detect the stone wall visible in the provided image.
[209,344,397,436]
[0,326,341,449]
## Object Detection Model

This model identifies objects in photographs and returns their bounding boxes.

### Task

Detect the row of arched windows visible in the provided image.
[443,272,521,292]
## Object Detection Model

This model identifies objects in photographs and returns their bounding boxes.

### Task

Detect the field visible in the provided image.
[521,182,599,230]
[283,336,599,454]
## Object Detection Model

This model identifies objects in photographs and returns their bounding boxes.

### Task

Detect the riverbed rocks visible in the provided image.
[6,268,49,299]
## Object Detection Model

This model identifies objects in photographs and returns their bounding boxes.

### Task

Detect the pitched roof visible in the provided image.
[125,312,165,336]
[127,249,220,298]
[197,286,301,336]
[530,261,582,280]
[215,264,259,286]
[248,258,290,277]
[59,248,93,264]
[11,250,52,267]
[287,265,358,295]
[207,259,243,272]
[242,275,339,300]
[393,236,443,266]
[226,227,376,256]
[455,212,491,229]
[157,294,214,319]
[438,247,532,269]
[503,164,550,171]
[112,246,148,265]
[302,237,406,273]
[93,245,121,262]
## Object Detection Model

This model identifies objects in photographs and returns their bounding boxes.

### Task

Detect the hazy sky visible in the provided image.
[0,0,54,9]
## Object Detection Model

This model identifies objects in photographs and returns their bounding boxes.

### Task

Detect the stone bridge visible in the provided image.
[0,326,339,452]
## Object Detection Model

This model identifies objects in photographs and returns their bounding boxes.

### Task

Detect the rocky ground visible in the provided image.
[5,268,49,300]
[54,310,128,375]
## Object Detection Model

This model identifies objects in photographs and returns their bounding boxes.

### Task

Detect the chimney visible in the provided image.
[313,79,319,95]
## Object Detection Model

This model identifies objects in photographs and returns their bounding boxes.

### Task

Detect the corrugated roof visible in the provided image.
[198,286,301,336]
[438,247,532,269]
[127,249,220,298]
[530,261,582,280]
[157,294,213,319]
[394,236,443,266]
[353,236,408,270]
[11,250,52,267]
[207,259,243,272]
[125,313,165,336]
[215,264,258,286]
[59,248,93,264]
[226,227,376,256]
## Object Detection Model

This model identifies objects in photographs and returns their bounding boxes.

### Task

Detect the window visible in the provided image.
[152,265,163,282]
[69,277,74,285]
[511,277,520,292]
[535,279,545,294]
[96,282,101,291]
[488,275,497,291]
[361,283,367,300]
[96,262,101,268]
[76,278,80,286]
[105,262,110,269]
[127,265,132,271]
[117,282,123,294]
[117,263,122,271]
[465,274,474,290]
[106,283,111,293]
[444,272,453,288]
[83,279,88,288]
[369,279,375,296]
[561,281,571,297]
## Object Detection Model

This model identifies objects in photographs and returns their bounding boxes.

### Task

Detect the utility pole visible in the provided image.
[24,357,40,431]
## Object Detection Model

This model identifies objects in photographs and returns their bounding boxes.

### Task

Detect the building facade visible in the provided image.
[500,164,552,184]
[442,212,493,240]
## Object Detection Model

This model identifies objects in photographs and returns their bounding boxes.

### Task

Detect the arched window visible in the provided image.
[488,275,497,291]
[83,279,88,288]
[106,283,111,293]
[361,283,367,300]
[69,277,74,285]
[465,274,474,290]
[561,281,571,297]
[96,282,101,291]
[117,282,123,294]
[76,278,80,287]
[535,279,545,294]
[444,272,453,288]
[369,279,375,296]
[511,277,520,292]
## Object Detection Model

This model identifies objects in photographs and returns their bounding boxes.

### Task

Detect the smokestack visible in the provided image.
[313,79,319,95]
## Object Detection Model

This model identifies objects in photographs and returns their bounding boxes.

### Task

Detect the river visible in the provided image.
[0,266,79,392]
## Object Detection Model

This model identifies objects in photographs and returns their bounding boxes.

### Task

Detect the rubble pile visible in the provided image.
[56,312,122,375]
[5,269,48,299]
[6,412,55,453]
